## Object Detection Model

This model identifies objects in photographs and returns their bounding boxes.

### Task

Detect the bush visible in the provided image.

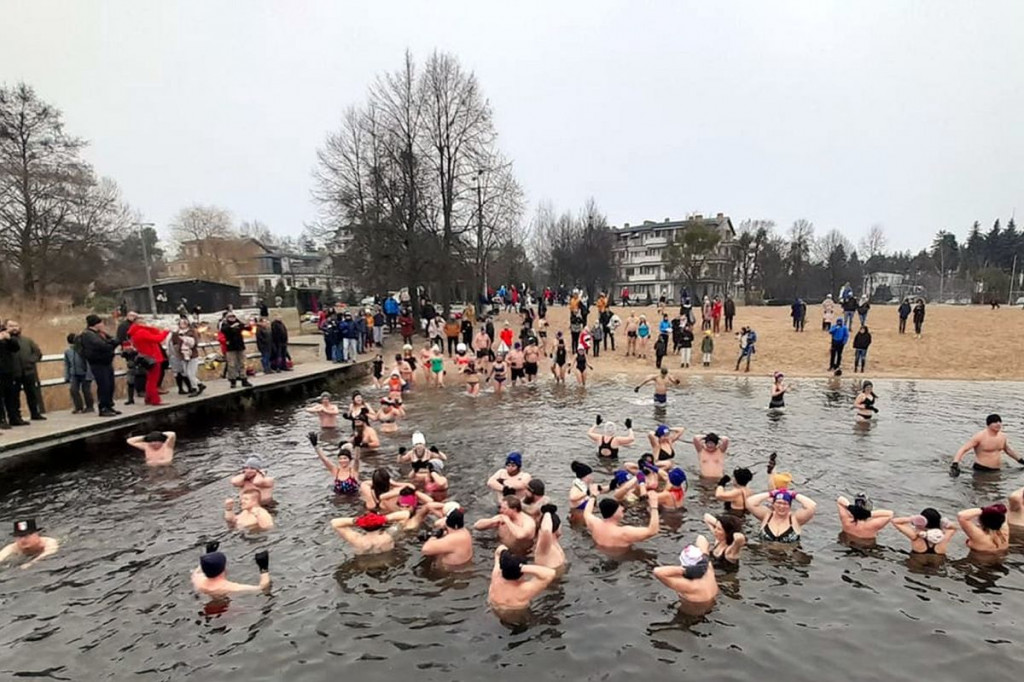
[89,295,118,314]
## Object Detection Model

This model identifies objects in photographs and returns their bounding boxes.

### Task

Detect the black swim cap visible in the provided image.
[200,551,227,578]
[571,461,593,478]
[499,550,525,580]
[446,509,465,529]
[598,498,620,519]
[540,503,561,532]
[987,414,1002,425]
[733,467,753,486]
[527,479,546,496]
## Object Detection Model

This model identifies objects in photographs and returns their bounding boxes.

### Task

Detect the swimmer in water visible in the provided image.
[523,338,541,383]
[648,424,686,469]
[126,430,176,466]
[768,372,787,410]
[653,539,719,612]
[533,505,565,571]
[487,351,509,396]
[421,504,473,568]
[371,353,385,389]
[891,508,956,556]
[429,346,447,387]
[474,496,538,549]
[361,468,405,512]
[714,467,754,514]
[957,503,1010,554]
[350,414,381,450]
[306,392,341,429]
[488,545,557,612]
[346,391,376,424]
[568,461,609,511]
[835,493,893,543]
[1008,487,1024,531]
[0,519,59,569]
[507,343,525,387]
[381,486,437,530]
[746,489,817,545]
[522,479,552,520]
[308,432,360,495]
[692,432,731,479]
[702,513,746,571]
[463,359,481,395]
[394,353,414,392]
[634,367,680,405]
[572,345,592,386]
[386,369,407,400]
[853,381,878,421]
[949,413,1022,476]
[191,542,271,596]
[487,452,532,500]
[330,511,397,555]
[374,397,405,433]
[550,334,568,383]
[230,456,275,505]
[587,414,636,459]
[584,492,660,550]
[398,431,449,465]
[224,489,274,531]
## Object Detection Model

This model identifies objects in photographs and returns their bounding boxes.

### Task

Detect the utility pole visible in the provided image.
[1009,253,1018,305]
[134,222,158,315]
[476,170,485,315]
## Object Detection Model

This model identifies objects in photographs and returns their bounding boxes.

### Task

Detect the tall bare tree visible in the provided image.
[169,204,234,246]
[859,223,888,260]
[815,228,854,295]
[734,219,774,303]
[786,219,815,296]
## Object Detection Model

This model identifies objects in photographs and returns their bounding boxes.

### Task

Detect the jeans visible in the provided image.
[898,317,907,334]
[225,350,246,381]
[829,341,845,370]
[374,327,384,345]
[93,363,115,411]
[725,315,733,332]
[260,351,272,373]
[69,375,94,411]
[184,358,200,388]
[332,343,345,363]
[592,341,601,357]
[843,311,855,328]
[858,312,868,327]
[854,348,867,371]
[343,338,358,362]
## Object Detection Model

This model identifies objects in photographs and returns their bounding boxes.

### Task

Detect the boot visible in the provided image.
[230,380,237,389]
[175,375,186,395]
[241,378,253,388]
[196,383,207,396]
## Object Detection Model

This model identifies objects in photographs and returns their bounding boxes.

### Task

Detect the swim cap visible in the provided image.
[612,470,632,487]
[540,503,561,532]
[402,344,412,351]
[598,498,621,519]
[655,425,670,438]
[499,550,525,580]
[338,443,354,456]
[769,472,793,491]
[668,468,687,487]
[505,452,523,468]
[412,432,426,446]
[429,459,444,472]
[771,490,796,504]
[445,509,465,529]
[355,512,389,531]
[456,343,467,353]
[244,456,263,470]
[200,551,227,578]
[981,503,1008,530]
[527,479,546,496]
[571,461,593,479]
[602,422,618,437]
[678,544,704,567]
[142,431,167,443]
[442,501,461,517]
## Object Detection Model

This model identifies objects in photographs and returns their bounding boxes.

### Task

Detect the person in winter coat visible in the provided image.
[398,310,415,346]
[857,296,871,328]
[828,318,850,372]
[700,330,714,367]
[680,325,695,368]
[79,315,121,416]
[852,326,872,373]
[841,295,858,329]
[220,312,252,388]
[127,321,170,405]
[256,319,273,373]
[63,333,94,414]
[898,298,911,334]
[723,296,736,332]
[6,321,44,421]
[791,299,806,332]
[912,299,926,338]
[270,316,290,371]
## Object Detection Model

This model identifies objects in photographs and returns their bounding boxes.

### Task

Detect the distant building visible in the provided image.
[117,278,241,315]
[611,213,737,301]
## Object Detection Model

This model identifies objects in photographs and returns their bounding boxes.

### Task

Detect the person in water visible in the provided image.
[702,513,746,570]
[746,489,818,544]
[126,430,176,466]
[487,452,532,500]
[634,367,680,404]
[692,432,730,479]
[835,493,893,542]
[652,539,718,611]
[572,345,592,386]
[949,413,1022,475]
[350,414,381,450]
[374,397,405,433]
[586,415,636,459]
[715,467,754,513]
[361,468,405,512]
[891,508,956,556]
[648,424,686,469]
[487,351,509,396]
[488,545,558,611]
[306,392,340,429]
[380,486,437,530]
[768,372,787,409]
[650,467,688,510]
[521,479,552,520]
[853,381,879,421]
[330,511,398,555]
[550,335,568,383]
[957,503,1010,554]
[224,489,274,531]
[583,492,660,550]
[1008,487,1024,531]
[398,431,449,465]
[533,505,565,571]
[421,505,473,568]
[191,542,271,596]
[462,359,482,396]
[474,495,537,549]
[0,519,59,569]
[308,432,360,495]
[568,461,610,511]
[231,456,275,505]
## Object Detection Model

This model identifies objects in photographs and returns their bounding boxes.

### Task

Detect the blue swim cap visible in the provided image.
[613,470,631,486]
[200,551,227,578]
[505,452,523,468]
[668,468,687,486]
[655,425,670,438]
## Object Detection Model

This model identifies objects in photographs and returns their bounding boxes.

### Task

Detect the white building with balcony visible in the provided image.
[610,213,737,301]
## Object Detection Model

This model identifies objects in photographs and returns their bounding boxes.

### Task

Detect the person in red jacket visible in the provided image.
[128,322,171,405]
[711,297,724,335]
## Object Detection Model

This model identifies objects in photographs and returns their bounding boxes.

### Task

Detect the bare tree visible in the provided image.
[859,224,887,260]
[663,224,722,292]
[786,219,815,296]
[169,204,234,245]
[734,219,774,303]
[815,228,854,294]
[239,219,275,246]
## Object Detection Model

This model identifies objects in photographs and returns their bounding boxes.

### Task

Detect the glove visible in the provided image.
[717,475,731,487]
[307,432,318,447]
[429,445,439,453]
[433,528,446,540]
[870,406,879,413]
[398,447,407,455]
[254,550,269,573]
[633,387,639,393]
[417,528,434,543]
[624,418,633,429]
[595,415,603,425]
[502,486,517,497]
[205,540,220,554]
[949,462,961,478]
[636,472,647,484]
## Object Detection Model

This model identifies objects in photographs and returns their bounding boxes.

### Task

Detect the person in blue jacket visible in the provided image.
[828,318,850,373]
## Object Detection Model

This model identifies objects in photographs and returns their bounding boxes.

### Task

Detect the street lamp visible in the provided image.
[134,222,158,315]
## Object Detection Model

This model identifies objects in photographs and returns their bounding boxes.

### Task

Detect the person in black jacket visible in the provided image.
[0,322,22,428]
[220,312,252,388]
[79,314,121,417]
[6,321,45,421]
[852,325,872,373]
[270,316,290,372]
[255,319,273,374]
[723,296,736,332]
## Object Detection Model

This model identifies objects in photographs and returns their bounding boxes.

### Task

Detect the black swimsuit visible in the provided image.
[710,544,739,571]
[555,348,566,366]
[769,389,786,409]
[657,446,674,462]
[598,437,619,458]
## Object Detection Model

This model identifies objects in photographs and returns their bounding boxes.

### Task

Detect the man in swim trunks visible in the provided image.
[224,489,274,531]
[191,542,271,596]
[692,432,730,479]
[507,343,526,386]
[487,452,532,500]
[488,545,557,611]
[583,492,660,549]
[421,505,474,567]
[231,456,275,504]
[950,414,1022,476]
[634,367,680,404]
[330,511,398,554]
[521,479,551,520]
[0,519,59,569]
[126,431,176,466]
[306,392,340,429]
[653,539,718,612]
[350,414,381,450]
[522,339,540,383]
[475,495,537,549]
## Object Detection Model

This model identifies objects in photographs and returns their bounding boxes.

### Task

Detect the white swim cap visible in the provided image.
[412,431,426,446]
[456,343,467,353]
[679,544,704,567]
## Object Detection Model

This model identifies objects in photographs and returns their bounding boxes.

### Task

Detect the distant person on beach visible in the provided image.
[126,430,176,465]
[852,325,872,373]
[488,545,557,611]
[700,330,714,367]
[635,367,680,404]
[0,519,59,569]
[723,295,736,332]
[828,317,849,373]
[734,326,756,372]
[857,295,871,327]
[898,298,911,334]
[949,414,1022,475]
[821,294,835,331]
[912,298,926,338]
[791,298,806,332]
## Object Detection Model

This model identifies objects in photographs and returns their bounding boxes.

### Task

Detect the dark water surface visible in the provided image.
[2,375,1024,681]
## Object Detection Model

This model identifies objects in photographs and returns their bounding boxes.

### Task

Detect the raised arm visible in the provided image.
[957,508,988,544]
[634,376,655,391]
[793,494,817,526]
[890,517,921,541]
[521,564,557,599]
[622,492,660,543]
[586,425,602,443]
[164,432,177,449]
[126,436,147,452]
[486,470,507,492]
[745,491,771,521]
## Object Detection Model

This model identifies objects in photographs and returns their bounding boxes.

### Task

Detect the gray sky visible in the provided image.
[4,1,1022,252]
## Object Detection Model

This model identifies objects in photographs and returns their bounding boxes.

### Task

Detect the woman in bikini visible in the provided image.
[647,424,686,469]
[746,489,818,545]
[308,432,360,495]
[836,493,894,544]
[463,359,481,396]
[892,508,956,556]
[488,352,509,395]
[347,391,377,424]
[854,381,878,422]
[375,397,405,433]
[714,467,754,514]
[957,503,1010,555]
[586,415,635,459]
[702,513,746,571]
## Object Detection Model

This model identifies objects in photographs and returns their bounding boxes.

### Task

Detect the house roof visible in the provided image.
[613,215,735,236]
[118,278,242,291]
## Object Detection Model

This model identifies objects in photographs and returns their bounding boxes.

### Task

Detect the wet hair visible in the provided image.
[980,504,1007,531]
[502,496,522,512]
[987,414,1002,426]
[598,498,620,519]
[499,550,525,580]
[920,508,942,529]
[847,504,872,522]
[718,514,741,544]
[371,468,392,497]
[733,467,753,486]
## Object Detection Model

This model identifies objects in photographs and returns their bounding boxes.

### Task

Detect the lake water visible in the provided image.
[1,375,1023,681]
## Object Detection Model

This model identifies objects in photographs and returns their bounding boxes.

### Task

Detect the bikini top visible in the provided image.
[761,513,799,543]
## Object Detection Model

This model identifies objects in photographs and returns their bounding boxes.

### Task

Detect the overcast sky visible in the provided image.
[4,1,1022,252]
